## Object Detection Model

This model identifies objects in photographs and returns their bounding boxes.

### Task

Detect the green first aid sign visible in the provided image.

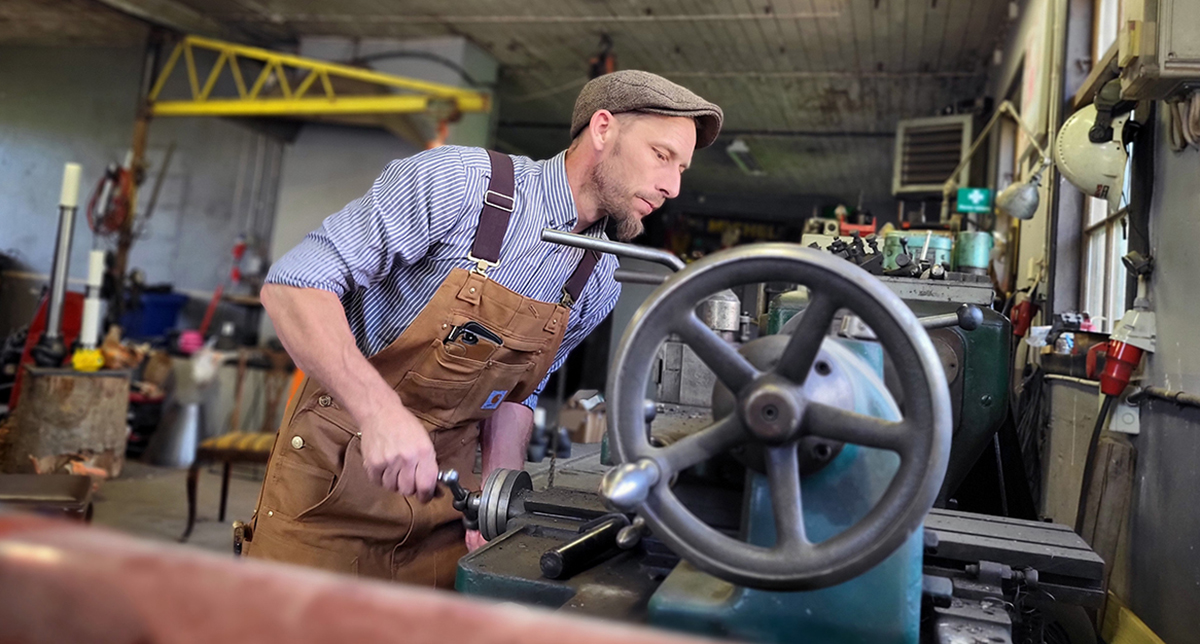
[956,188,993,214]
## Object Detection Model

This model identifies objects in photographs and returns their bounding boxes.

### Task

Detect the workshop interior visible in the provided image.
[1,0,1198,642]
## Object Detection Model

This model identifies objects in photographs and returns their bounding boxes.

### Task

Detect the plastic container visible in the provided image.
[120,292,189,339]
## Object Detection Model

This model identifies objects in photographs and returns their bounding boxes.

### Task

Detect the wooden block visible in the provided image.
[0,367,131,478]
[1079,434,1136,596]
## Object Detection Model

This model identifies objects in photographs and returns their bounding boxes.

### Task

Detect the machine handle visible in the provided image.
[541,229,686,272]
[540,515,629,580]
[919,304,983,331]
[438,469,480,530]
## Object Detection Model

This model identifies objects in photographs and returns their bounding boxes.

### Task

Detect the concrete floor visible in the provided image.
[92,460,265,554]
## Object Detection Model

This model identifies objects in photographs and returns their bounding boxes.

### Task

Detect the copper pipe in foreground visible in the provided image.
[0,513,712,644]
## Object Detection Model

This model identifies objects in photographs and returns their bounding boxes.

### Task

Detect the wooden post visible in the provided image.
[0,368,131,477]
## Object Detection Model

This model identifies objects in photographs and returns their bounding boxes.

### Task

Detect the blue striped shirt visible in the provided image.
[267,145,621,409]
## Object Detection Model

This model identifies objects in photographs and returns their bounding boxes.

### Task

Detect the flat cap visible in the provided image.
[571,70,723,149]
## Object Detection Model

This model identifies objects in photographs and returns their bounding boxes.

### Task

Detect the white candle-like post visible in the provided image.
[59,162,82,208]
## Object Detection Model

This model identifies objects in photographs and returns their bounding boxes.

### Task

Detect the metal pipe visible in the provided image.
[1129,386,1200,409]
[44,164,82,343]
[541,229,686,272]
[613,269,668,285]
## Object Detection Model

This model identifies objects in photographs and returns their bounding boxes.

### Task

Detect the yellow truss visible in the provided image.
[147,35,490,118]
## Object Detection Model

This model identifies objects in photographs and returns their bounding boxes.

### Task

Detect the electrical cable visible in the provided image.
[1074,394,1115,533]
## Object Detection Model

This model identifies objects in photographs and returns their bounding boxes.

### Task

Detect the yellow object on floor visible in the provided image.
[1103,591,1166,644]
[71,348,104,372]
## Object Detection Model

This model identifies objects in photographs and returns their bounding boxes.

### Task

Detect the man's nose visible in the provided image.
[658,169,681,201]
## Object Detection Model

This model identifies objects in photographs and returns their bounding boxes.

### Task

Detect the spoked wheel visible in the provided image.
[600,244,952,590]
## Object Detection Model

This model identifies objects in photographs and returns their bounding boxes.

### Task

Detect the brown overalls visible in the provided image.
[244,151,598,587]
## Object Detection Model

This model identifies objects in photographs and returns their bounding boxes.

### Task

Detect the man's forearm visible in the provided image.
[480,402,534,477]
[261,283,396,425]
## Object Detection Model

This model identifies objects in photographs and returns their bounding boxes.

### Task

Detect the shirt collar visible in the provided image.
[540,151,579,229]
[540,150,607,238]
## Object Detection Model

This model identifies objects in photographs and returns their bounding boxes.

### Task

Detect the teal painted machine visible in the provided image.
[647,341,924,644]
[453,241,1101,644]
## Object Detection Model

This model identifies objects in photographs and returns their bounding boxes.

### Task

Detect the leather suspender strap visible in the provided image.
[469,150,516,273]
[470,149,600,306]
[560,249,600,307]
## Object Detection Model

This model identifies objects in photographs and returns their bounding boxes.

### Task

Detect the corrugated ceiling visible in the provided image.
[3,0,1015,217]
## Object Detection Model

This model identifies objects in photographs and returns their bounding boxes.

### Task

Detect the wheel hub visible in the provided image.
[740,376,806,444]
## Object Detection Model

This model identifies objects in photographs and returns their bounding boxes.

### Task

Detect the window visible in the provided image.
[1081,0,1127,332]
[1081,200,1129,332]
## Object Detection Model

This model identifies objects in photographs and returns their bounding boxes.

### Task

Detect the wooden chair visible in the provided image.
[180,431,275,541]
[179,350,298,543]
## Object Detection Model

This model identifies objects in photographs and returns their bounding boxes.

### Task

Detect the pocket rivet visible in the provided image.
[291,436,304,449]
[469,287,476,293]
[442,323,447,329]
[318,395,332,407]
[267,511,274,517]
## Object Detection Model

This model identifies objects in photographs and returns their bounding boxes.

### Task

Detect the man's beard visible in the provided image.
[587,145,645,242]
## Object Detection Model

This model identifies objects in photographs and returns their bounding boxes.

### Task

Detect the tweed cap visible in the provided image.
[570,70,723,149]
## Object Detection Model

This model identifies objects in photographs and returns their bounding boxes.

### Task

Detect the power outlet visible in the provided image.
[1108,394,1141,435]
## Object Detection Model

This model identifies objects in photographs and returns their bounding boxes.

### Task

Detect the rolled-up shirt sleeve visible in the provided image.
[520,257,621,410]
[267,146,469,296]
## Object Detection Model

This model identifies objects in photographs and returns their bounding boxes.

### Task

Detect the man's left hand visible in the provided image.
[466,529,487,552]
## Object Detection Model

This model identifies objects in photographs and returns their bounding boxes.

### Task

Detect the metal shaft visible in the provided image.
[541,229,686,272]
[44,205,78,341]
[613,269,669,285]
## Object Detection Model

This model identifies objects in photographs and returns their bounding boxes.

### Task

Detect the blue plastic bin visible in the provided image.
[120,292,189,339]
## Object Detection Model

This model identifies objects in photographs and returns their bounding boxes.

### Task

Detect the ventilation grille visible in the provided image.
[893,115,972,195]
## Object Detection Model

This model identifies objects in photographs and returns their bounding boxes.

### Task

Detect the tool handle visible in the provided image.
[438,469,481,529]
[540,515,629,580]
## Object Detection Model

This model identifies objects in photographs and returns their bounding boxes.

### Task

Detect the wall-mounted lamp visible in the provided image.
[726,138,765,176]
[940,100,1051,222]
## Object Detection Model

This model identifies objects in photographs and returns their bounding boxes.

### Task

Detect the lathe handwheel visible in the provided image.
[602,244,952,590]
[478,468,532,541]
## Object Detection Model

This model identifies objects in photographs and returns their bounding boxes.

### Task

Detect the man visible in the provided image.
[244,70,722,586]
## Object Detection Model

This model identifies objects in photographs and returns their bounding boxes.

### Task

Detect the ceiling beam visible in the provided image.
[92,0,242,40]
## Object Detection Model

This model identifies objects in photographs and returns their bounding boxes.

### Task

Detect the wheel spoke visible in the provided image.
[804,402,908,454]
[765,444,808,551]
[657,414,748,474]
[674,312,760,392]
[775,292,840,382]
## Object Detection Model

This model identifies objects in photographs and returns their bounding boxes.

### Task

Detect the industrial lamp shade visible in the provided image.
[995,168,1044,220]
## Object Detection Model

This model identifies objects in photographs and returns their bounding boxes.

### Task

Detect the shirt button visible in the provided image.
[318,395,332,407]
[291,436,304,449]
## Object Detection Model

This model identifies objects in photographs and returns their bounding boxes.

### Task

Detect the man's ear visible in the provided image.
[588,110,617,151]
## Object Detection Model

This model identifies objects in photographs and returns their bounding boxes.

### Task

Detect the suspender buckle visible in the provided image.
[483,190,515,213]
[559,287,576,308]
[467,252,499,276]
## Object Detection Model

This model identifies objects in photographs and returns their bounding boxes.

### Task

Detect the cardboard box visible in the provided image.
[560,406,606,444]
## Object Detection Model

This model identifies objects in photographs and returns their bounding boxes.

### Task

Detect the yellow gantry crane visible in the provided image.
[108,34,491,312]
[147,35,490,117]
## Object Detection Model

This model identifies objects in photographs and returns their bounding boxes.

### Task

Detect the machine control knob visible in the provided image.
[600,459,661,512]
[918,304,983,332]
[438,469,481,530]
[955,304,983,331]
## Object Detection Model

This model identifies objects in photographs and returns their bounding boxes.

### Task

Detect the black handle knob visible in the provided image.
[956,304,983,331]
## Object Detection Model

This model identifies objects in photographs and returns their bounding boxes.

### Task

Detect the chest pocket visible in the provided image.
[396,328,547,430]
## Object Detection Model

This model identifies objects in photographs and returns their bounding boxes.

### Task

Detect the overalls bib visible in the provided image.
[244,151,598,586]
